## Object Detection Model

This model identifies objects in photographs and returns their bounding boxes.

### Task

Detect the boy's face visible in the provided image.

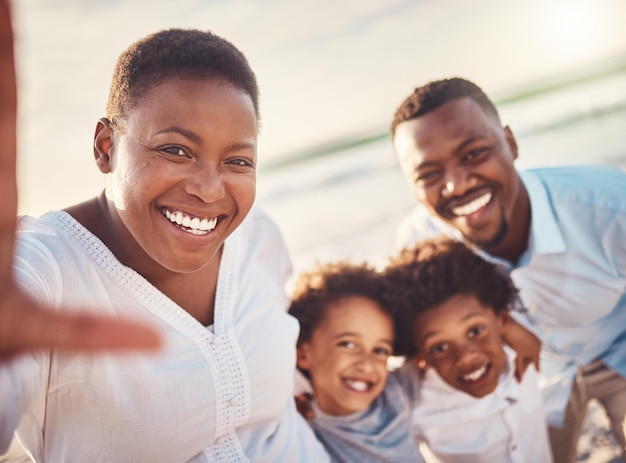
[413,293,508,398]
[297,296,394,416]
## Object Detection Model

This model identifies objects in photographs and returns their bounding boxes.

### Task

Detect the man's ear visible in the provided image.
[503,125,519,161]
[94,117,114,174]
[296,343,312,370]
[498,309,511,334]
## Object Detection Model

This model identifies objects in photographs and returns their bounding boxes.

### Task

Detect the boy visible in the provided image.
[383,237,553,462]
[289,260,425,463]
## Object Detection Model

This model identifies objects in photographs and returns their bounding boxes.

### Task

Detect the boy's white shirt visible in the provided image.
[412,345,553,463]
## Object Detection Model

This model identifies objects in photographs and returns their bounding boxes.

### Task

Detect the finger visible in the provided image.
[514,356,530,383]
[0,0,18,281]
[0,290,162,361]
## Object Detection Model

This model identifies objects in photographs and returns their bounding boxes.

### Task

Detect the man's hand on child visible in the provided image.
[501,315,541,382]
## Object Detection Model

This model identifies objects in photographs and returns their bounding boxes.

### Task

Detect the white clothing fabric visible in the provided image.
[0,208,329,463]
[412,347,553,463]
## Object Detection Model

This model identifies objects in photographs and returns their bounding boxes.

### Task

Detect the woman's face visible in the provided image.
[95,78,257,277]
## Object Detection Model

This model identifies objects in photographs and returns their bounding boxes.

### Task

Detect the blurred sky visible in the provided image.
[11,0,626,214]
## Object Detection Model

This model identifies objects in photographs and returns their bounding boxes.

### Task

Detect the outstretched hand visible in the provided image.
[0,0,161,363]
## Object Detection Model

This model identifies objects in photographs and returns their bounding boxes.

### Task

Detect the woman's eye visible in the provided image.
[160,146,188,157]
[226,158,254,168]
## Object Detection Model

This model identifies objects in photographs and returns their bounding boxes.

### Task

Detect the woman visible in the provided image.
[0,4,329,462]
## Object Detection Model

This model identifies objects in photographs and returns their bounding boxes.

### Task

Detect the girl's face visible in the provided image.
[414,293,508,398]
[94,78,257,278]
[297,296,394,416]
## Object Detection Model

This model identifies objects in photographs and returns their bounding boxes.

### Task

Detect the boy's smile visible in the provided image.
[297,296,394,416]
[414,293,508,398]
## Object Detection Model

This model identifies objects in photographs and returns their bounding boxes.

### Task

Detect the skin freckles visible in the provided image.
[414,294,508,398]
[297,296,394,416]
[393,97,530,263]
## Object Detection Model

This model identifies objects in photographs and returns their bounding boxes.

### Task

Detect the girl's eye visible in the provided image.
[468,325,485,338]
[338,341,356,349]
[160,146,188,157]
[373,346,391,356]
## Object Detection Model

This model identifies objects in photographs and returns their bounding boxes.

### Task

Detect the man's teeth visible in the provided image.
[344,379,370,392]
[451,192,492,216]
[164,209,218,234]
[462,365,487,382]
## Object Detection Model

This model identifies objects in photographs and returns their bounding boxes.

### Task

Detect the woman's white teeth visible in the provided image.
[462,365,487,382]
[164,209,218,233]
[452,192,492,216]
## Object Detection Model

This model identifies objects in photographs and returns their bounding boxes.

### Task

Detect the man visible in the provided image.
[391,77,626,463]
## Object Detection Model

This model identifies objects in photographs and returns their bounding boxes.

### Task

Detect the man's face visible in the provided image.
[413,294,508,398]
[393,98,524,255]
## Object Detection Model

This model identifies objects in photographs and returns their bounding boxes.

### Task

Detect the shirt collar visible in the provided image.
[519,170,566,256]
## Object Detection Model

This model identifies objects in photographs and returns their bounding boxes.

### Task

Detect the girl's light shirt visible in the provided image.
[412,346,553,463]
[308,364,425,463]
[0,207,329,462]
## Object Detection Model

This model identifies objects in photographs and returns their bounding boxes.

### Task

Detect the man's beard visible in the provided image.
[465,216,508,252]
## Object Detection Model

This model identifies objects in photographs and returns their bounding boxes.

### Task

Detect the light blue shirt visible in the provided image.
[308,364,425,463]
[396,164,626,427]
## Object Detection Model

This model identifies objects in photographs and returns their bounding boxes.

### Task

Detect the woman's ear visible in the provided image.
[94,117,114,173]
[296,343,312,370]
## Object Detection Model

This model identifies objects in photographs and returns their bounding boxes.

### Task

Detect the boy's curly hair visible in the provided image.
[289,261,397,351]
[383,237,519,357]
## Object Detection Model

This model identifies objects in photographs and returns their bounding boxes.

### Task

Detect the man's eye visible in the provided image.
[416,170,441,184]
[465,148,488,161]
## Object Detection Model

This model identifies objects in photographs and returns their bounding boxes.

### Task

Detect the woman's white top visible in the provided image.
[0,207,328,462]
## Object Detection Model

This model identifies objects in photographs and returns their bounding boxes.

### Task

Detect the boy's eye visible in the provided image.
[468,325,485,338]
[430,343,448,355]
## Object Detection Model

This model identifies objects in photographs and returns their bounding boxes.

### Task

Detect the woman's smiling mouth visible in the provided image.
[161,208,219,235]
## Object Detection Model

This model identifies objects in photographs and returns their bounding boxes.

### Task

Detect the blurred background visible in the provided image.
[12,0,626,271]
[9,1,626,461]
